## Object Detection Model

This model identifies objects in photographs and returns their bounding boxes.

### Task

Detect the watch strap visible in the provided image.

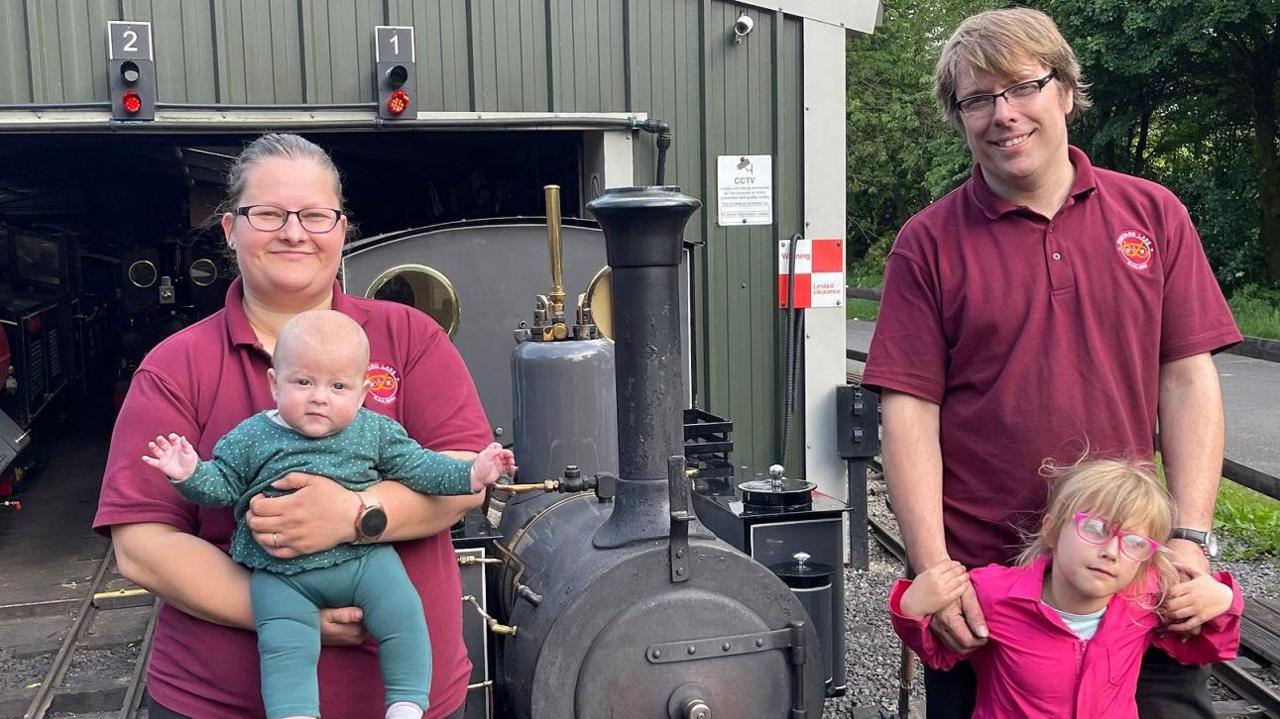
[1170,527,1209,544]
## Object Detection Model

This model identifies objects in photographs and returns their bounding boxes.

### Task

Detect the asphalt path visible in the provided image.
[846,319,1280,481]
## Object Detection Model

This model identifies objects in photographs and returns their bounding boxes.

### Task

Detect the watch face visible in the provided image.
[359,507,388,539]
[1205,532,1220,558]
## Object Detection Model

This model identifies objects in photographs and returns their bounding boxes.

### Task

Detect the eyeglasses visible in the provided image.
[235,205,343,233]
[954,72,1056,118]
[1072,512,1162,562]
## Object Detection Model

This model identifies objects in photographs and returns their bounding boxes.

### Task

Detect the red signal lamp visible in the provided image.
[121,90,143,115]
[386,89,411,116]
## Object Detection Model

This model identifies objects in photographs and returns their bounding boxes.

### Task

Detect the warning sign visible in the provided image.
[717,154,773,226]
[778,238,844,308]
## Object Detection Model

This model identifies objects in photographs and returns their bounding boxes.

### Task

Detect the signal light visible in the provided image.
[386,89,410,116]
[121,90,143,115]
[107,22,157,122]
[386,64,408,89]
[121,61,141,85]
[374,27,416,121]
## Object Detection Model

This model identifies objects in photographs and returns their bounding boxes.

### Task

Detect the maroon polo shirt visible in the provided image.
[95,278,492,719]
[862,146,1240,568]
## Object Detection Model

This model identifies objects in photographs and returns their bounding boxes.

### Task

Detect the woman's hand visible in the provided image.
[901,560,970,620]
[246,472,362,558]
[320,606,368,646]
[1163,561,1235,634]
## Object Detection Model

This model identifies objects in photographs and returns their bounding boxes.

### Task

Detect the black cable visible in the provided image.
[781,233,804,468]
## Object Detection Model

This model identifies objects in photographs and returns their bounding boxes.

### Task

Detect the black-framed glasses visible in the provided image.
[235,205,343,233]
[954,72,1056,118]
[1072,512,1162,562]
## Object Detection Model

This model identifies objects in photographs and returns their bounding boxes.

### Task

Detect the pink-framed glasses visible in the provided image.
[1072,512,1162,562]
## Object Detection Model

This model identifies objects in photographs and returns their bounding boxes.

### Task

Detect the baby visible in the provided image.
[143,309,514,719]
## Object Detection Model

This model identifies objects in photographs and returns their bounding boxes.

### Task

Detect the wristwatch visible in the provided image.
[1170,527,1220,559]
[353,491,387,544]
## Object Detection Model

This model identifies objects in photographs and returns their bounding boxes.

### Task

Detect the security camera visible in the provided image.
[733,15,754,43]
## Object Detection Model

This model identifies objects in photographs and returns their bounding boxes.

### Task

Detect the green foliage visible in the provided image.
[847,0,1280,285]
[1155,453,1280,560]
[1214,482,1280,560]
[845,0,1001,269]
[1228,284,1280,340]
[846,298,881,321]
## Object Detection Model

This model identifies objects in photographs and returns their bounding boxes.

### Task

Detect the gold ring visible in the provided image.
[272,532,280,548]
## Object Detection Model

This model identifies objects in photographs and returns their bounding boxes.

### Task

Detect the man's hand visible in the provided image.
[925,566,989,653]
[900,560,969,619]
[141,433,200,481]
[246,473,362,558]
[319,606,367,646]
[1167,538,1210,574]
[1163,561,1234,635]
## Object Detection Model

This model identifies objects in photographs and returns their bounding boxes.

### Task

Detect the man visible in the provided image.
[861,8,1241,718]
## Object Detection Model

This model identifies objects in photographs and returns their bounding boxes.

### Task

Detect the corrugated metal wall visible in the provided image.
[0,0,807,469]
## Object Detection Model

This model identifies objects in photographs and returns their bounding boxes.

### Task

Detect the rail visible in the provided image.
[15,545,157,719]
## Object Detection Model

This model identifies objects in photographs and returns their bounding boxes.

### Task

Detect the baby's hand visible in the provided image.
[141,433,200,482]
[900,560,969,620]
[1162,562,1235,634]
[470,442,517,492]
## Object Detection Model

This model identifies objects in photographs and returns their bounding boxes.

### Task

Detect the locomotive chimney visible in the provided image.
[585,186,700,548]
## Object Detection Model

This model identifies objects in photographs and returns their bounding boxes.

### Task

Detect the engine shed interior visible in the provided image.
[0,130,584,470]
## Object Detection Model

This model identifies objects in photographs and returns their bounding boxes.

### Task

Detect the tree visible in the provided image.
[1039,0,1280,285]
[845,0,1001,277]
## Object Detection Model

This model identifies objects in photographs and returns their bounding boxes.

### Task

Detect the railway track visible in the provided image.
[863,460,1280,719]
[0,545,156,719]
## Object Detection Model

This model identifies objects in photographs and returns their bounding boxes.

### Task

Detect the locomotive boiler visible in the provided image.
[493,186,825,718]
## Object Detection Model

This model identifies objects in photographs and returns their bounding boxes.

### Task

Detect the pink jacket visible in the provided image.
[889,557,1243,719]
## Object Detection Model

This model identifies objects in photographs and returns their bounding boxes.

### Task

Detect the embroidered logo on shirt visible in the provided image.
[366,362,400,405]
[1115,230,1155,271]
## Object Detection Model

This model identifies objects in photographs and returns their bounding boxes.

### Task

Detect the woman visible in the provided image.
[94,133,489,719]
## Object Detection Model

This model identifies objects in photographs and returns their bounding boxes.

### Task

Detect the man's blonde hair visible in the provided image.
[1017,457,1178,601]
[934,7,1092,127]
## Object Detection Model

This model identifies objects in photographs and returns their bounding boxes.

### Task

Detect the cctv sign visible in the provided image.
[717,154,772,226]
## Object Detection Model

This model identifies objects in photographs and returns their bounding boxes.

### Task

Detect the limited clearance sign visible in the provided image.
[778,238,844,308]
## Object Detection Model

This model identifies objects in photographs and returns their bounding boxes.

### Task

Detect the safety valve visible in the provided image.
[107,21,157,121]
[374,26,416,121]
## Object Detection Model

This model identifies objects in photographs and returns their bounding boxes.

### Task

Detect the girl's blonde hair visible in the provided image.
[934,7,1092,128]
[1017,457,1179,603]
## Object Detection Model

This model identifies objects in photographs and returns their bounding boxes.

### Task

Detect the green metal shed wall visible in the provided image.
[0,0,806,469]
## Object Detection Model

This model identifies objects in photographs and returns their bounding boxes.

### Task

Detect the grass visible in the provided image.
[1214,482,1280,560]
[1153,453,1280,560]
[846,298,880,321]
[1227,284,1280,340]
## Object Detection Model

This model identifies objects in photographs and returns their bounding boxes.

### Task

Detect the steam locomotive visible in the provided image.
[344,185,852,719]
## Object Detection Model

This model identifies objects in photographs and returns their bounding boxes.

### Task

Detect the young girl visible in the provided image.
[889,458,1242,719]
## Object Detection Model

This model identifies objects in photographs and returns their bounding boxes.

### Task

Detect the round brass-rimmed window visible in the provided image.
[583,266,613,340]
[366,264,460,338]
[189,258,218,287]
[128,260,158,288]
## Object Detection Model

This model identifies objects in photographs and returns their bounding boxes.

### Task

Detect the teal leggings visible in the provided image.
[249,545,430,719]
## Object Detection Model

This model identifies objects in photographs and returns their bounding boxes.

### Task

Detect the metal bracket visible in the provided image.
[646,626,795,664]
[668,455,692,583]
